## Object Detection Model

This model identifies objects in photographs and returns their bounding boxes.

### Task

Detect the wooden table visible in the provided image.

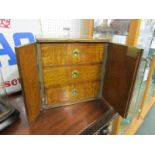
[1,92,117,135]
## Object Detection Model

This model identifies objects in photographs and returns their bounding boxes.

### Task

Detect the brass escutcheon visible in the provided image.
[72,89,78,96]
[72,49,80,58]
[72,70,80,79]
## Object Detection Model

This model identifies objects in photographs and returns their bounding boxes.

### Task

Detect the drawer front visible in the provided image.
[43,64,102,87]
[40,43,105,66]
[45,81,101,105]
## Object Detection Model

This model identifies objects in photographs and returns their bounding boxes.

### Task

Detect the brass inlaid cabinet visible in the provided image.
[15,38,143,124]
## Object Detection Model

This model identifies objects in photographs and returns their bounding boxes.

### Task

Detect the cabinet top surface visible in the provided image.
[36,37,110,43]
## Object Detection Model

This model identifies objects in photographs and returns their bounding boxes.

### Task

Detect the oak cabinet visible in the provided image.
[15,38,143,125]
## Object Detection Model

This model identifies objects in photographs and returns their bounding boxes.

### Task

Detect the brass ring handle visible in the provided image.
[72,49,80,58]
[72,89,78,96]
[72,70,80,79]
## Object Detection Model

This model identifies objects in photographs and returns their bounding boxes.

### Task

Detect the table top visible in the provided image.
[1,92,117,135]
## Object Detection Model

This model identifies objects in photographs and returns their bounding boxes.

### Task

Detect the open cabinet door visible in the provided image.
[102,43,143,118]
[15,43,41,124]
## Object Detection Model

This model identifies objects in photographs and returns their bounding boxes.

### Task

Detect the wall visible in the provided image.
[0,19,42,94]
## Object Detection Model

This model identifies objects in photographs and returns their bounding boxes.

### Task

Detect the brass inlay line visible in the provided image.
[127,47,139,58]
[43,61,103,68]
[44,79,102,89]
[42,97,100,109]
[37,43,47,106]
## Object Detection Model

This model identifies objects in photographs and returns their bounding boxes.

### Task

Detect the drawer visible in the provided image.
[43,64,102,87]
[45,81,101,105]
[40,43,105,66]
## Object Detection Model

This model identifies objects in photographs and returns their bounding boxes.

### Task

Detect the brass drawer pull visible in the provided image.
[72,89,78,96]
[72,49,80,58]
[72,70,80,79]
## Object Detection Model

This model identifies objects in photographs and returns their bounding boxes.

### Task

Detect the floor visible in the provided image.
[136,103,155,135]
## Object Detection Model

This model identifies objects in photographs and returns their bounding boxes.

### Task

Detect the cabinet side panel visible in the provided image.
[15,44,41,124]
[102,43,142,117]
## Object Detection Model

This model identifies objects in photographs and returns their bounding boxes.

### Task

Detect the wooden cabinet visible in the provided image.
[15,38,143,125]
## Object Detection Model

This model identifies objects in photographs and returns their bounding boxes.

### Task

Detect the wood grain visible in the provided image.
[41,43,104,66]
[45,81,101,105]
[15,44,41,124]
[1,93,116,135]
[30,98,115,135]
[43,64,102,87]
[102,43,143,117]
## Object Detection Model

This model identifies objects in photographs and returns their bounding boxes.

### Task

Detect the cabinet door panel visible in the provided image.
[15,43,41,124]
[102,43,143,117]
